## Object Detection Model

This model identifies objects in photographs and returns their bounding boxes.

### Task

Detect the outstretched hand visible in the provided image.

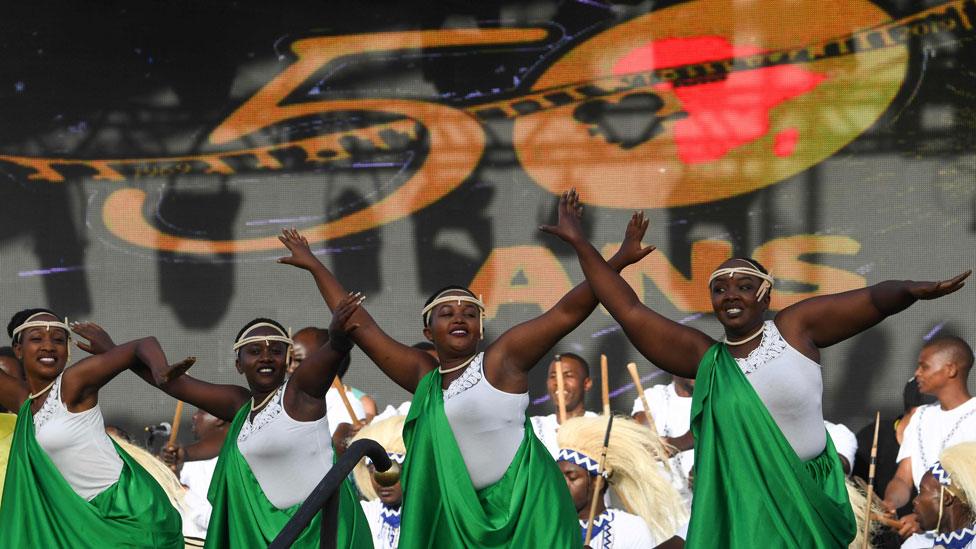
[539,188,586,245]
[329,292,364,353]
[909,270,971,300]
[277,228,322,271]
[71,321,116,354]
[612,211,656,266]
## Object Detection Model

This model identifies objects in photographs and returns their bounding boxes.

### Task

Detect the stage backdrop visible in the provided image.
[0,0,973,442]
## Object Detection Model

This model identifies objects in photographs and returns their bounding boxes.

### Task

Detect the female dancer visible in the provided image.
[540,192,971,547]
[0,309,186,547]
[277,204,654,549]
[142,295,372,547]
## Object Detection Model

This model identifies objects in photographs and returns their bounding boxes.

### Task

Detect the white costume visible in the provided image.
[361,499,401,549]
[180,457,218,539]
[33,373,122,501]
[374,401,411,422]
[237,380,334,509]
[530,411,598,458]
[443,353,528,490]
[824,420,857,474]
[581,509,654,549]
[325,386,367,435]
[631,382,694,499]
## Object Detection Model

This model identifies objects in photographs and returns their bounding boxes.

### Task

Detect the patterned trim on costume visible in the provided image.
[734,321,787,375]
[237,382,285,443]
[934,525,976,549]
[579,509,614,548]
[443,353,484,401]
[557,448,606,477]
[32,373,63,430]
[930,462,953,487]
[380,505,401,549]
[365,452,405,467]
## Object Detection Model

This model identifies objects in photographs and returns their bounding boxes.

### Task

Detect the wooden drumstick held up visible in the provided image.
[584,414,614,546]
[555,355,568,424]
[869,512,900,529]
[626,363,658,435]
[167,400,184,447]
[601,354,610,416]
[862,411,881,549]
[332,377,363,428]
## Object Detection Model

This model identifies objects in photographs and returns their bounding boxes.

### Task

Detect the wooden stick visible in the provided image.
[626,363,658,435]
[167,400,184,447]
[601,354,610,416]
[332,377,363,428]
[555,355,568,424]
[869,511,900,530]
[862,411,881,548]
[584,415,614,546]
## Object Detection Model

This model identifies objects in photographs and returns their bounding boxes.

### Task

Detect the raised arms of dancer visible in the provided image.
[484,191,655,394]
[775,271,971,362]
[284,292,361,421]
[541,193,713,378]
[278,228,436,393]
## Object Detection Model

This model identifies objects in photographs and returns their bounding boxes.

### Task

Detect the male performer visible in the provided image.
[632,375,695,501]
[883,336,976,547]
[530,352,597,457]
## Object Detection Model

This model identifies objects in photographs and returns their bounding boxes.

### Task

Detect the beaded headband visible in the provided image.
[708,265,775,301]
[557,448,608,478]
[12,312,71,343]
[421,290,486,340]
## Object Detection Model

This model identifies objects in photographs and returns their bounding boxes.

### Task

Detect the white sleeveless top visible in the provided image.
[237,380,334,509]
[33,373,123,501]
[443,353,529,489]
[733,320,826,461]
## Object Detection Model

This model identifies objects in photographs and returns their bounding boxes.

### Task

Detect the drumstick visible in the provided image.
[601,354,610,416]
[167,400,184,447]
[626,363,658,435]
[555,355,568,424]
[332,377,363,428]
[584,414,614,546]
[862,411,881,548]
[869,512,900,529]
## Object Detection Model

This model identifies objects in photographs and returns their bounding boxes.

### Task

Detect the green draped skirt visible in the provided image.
[686,344,856,548]
[0,400,183,548]
[204,403,372,548]
[398,369,581,549]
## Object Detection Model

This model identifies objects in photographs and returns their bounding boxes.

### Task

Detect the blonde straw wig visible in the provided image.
[845,477,883,549]
[940,441,976,510]
[108,433,189,515]
[351,415,406,501]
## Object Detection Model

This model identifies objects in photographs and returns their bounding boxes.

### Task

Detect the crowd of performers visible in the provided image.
[0,190,973,548]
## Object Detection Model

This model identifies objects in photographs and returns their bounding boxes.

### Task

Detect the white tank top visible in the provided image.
[733,321,826,461]
[33,373,123,501]
[443,353,529,490]
[237,380,334,509]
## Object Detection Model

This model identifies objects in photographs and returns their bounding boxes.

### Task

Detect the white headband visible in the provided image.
[233,323,293,364]
[421,291,487,340]
[708,266,775,301]
[12,312,71,342]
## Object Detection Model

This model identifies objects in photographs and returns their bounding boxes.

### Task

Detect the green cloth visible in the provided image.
[0,399,183,548]
[205,403,372,548]
[0,413,14,502]
[686,344,857,548]
[398,368,581,549]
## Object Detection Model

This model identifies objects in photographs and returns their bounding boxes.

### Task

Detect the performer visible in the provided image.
[139,295,372,547]
[277,208,655,548]
[540,190,971,547]
[292,326,373,427]
[351,416,407,549]
[913,442,976,549]
[556,415,686,547]
[0,309,185,547]
[825,420,858,475]
[631,374,695,503]
[530,352,598,457]
[883,336,975,547]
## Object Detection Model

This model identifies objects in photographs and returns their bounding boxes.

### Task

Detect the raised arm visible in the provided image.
[540,192,714,377]
[284,292,362,421]
[69,322,249,421]
[777,271,971,355]
[278,228,436,393]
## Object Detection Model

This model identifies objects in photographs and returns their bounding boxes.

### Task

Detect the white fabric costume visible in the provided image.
[180,457,218,538]
[824,420,858,473]
[325,386,367,435]
[631,382,694,499]
[361,499,401,549]
[581,509,654,549]
[530,411,598,458]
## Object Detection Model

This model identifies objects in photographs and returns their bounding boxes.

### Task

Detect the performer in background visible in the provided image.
[530,352,597,457]
[557,415,686,548]
[277,211,655,549]
[0,309,185,547]
[292,326,373,427]
[825,420,858,475]
[631,374,695,503]
[883,336,975,547]
[912,442,976,549]
[540,190,971,548]
[351,415,407,549]
[136,295,372,547]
